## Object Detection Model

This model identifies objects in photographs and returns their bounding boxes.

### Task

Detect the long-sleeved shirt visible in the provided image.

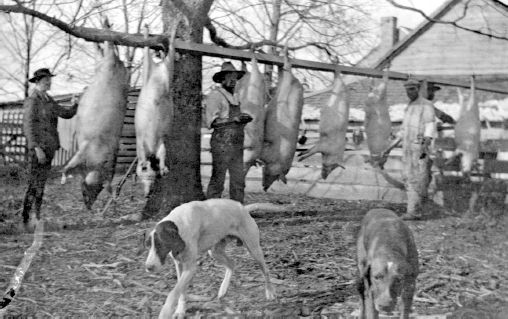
[23,89,78,155]
[204,87,239,129]
[398,96,436,152]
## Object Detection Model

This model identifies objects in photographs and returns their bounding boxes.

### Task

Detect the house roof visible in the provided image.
[373,0,460,69]
[373,0,508,70]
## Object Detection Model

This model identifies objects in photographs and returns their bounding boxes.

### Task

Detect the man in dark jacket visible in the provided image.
[22,68,78,229]
[205,62,252,203]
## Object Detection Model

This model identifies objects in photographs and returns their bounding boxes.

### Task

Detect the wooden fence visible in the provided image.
[1,92,507,203]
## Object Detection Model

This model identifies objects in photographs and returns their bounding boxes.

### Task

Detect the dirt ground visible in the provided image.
[0,168,507,318]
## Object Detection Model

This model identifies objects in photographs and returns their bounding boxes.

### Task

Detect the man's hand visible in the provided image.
[70,94,79,106]
[420,137,432,159]
[233,113,253,124]
[439,113,455,124]
[34,147,47,164]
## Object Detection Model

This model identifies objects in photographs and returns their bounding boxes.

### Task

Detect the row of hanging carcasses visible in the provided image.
[60,35,481,208]
[235,59,481,192]
[60,24,178,209]
[234,55,349,192]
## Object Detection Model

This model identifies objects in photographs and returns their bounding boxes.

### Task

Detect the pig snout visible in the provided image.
[137,162,157,197]
[81,180,103,210]
[461,152,474,173]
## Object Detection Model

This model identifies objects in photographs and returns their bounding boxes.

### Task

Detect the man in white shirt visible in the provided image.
[205,62,252,203]
[382,79,437,220]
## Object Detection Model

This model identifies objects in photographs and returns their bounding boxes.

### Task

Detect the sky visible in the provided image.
[0,0,477,102]
[369,0,447,29]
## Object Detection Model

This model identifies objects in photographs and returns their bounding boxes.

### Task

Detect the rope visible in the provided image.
[0,219,44,314]
[100,157,138,216]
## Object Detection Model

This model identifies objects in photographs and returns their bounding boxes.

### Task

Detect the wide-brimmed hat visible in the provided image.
[29,68,55,83]
[403,78,421,88]
[212,62,245,83]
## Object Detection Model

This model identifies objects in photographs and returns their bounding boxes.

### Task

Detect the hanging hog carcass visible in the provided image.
[298,69,349,179]
[450,76,480,176]
[61,41,129,209]
[135,25,176,196]
[234,55,267,174]
[364,71,391,169]
[261,54,304,191]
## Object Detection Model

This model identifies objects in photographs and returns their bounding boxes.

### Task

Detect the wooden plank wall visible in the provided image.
[388,0,508,75]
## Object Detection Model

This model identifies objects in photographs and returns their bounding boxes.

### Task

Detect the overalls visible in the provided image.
[401,98,435,216]
[206,98,246,203]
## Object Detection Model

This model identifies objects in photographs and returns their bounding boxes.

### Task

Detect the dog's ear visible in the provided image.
[156,221,185,257]
[361,263,372,287]
[356,276,366,299]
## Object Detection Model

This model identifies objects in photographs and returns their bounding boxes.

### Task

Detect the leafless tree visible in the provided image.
[207,0,376,88]
[0,0,83,98]
[0,0,377,217]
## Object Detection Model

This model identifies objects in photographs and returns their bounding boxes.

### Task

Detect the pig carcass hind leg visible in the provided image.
[61,141,89,184]
[262,174,279,192]
[445,151,463,166]
[156,141,169,176]
[321,163,344,180]
[297,145,319,162]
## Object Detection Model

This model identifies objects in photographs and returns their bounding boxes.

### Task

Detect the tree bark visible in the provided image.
[264,0,281,88]
[143,0,212,218]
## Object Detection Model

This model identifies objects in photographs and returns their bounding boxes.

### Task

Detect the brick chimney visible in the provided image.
[380,17,399,53]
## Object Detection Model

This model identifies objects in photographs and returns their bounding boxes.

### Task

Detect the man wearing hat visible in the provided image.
[205,62,253,203]
[382,78,437,220]
[21,68,78,229]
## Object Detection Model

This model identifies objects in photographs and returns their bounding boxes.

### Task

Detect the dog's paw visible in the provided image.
[265,287,277,300]
[172,311,185,319]
[161,166,169,176]
[217,286,228,300]
[60,173,67,185]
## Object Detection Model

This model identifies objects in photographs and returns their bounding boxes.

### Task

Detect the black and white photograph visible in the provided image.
[0,0,507,317]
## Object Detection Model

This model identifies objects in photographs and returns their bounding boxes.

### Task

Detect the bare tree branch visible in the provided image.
[0,4,171,49]
[385,0,508,41]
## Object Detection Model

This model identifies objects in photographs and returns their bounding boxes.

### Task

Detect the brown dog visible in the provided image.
[356,208,419,319]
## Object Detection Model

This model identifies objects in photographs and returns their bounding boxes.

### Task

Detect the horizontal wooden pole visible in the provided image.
[176,40,410,78]
[175,40,508,95]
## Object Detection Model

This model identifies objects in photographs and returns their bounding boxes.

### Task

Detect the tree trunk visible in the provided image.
[143,0,211,219]
[264,0,281,88]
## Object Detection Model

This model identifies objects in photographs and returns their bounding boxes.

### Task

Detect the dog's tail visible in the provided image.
[244,203,287,214]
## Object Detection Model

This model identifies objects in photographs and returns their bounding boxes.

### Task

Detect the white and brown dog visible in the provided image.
[356,208,419,319]
[144,198,279,318]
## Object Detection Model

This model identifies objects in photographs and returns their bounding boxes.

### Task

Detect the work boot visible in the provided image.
[401,212,422,220]
[404,190,423,220]
[17,219,36,233]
